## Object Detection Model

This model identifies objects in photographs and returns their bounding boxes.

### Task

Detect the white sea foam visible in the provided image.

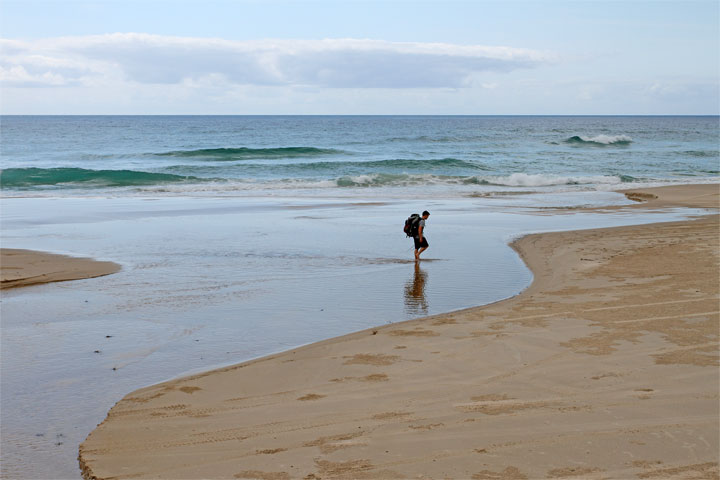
[3,171,718,199]
[483,173,624,187]
[576,134,633,145]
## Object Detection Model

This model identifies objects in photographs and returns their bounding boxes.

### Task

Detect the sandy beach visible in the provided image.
[0,249,120,289]
[75,184,719,479]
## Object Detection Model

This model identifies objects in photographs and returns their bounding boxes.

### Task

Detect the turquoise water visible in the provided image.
[1,116,718,196]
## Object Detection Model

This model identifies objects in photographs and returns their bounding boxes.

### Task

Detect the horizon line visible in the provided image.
[2,114,719,117]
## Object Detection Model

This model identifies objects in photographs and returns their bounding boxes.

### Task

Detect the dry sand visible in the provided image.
[0,249,121,289]
[79,184,719,480]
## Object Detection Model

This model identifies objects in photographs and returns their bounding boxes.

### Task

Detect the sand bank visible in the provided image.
[0,249,120,289]
[79,185,718,480]
[620,183,719,209]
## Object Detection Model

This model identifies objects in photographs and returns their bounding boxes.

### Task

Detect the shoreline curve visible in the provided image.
[79,184,718,479]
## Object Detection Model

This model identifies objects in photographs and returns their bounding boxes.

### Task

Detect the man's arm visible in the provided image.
[418,225,423,241]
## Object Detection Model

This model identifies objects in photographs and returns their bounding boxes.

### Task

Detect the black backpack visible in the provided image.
[403,213,421,237]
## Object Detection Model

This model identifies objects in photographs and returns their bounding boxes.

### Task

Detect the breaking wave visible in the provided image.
[0,167,640,192]
[0,167,201,188]
[472,173,636,187]
[565,135,633,146]
[335,173,634,188]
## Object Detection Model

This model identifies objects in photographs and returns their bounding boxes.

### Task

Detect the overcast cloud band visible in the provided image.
[0,34,554,88]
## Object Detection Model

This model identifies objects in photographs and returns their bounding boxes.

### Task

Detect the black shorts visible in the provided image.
[413,236,429,249]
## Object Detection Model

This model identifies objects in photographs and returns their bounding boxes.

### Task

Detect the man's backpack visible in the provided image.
[403,213,421,237]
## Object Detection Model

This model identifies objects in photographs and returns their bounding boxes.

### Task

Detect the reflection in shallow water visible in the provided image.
[404,262,428,315]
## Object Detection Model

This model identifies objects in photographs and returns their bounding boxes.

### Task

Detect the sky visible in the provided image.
[0,0,718,114]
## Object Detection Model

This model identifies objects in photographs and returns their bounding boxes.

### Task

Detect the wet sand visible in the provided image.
[0,249,120,289]
[79,184,719,479]
[620,183,719,209]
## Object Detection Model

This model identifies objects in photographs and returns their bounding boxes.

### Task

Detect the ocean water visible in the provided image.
[1,116,718,479]
[1,115,718,197]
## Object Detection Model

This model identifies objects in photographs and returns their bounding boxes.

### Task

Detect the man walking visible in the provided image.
[414,210,430,260]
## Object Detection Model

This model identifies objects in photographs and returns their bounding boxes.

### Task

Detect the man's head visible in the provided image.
[422,210,430,219]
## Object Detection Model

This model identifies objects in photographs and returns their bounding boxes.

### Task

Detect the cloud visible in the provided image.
[0,34,554,88]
